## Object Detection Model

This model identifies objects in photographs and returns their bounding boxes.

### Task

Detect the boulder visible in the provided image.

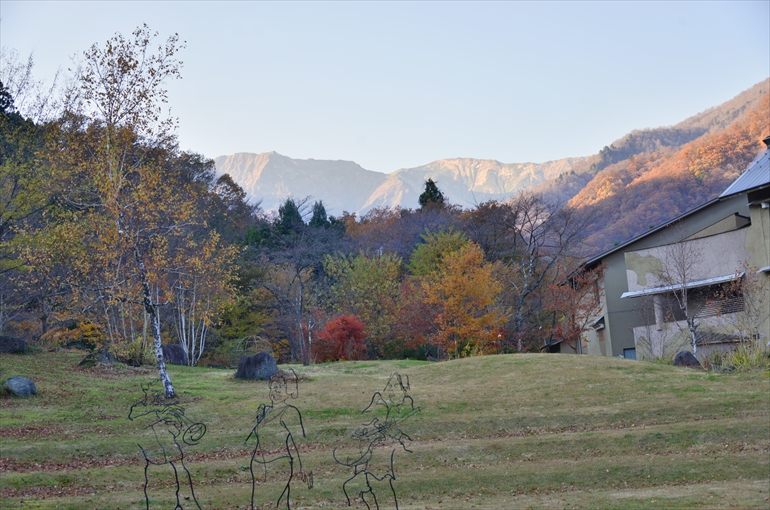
[235,352,278,380]
[78,349,117,367]
[673,351,702,368]
[0,336,27,354]
[3,376,37,397]
[161,344,188,366]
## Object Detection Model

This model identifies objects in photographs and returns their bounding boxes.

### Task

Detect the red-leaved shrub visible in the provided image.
[315,314,367,362]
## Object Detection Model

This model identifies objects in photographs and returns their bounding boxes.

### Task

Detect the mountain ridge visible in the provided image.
[215,79,769,219]
[215,152,586,214]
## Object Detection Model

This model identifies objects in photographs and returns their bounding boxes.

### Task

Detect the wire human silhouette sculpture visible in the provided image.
[246,369,312,510]
[129,382,207,510]
[334,372,420,510]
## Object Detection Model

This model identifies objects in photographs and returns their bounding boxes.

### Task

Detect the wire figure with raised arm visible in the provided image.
[334,372,420,510]
[246,369,313,510]
[129,381,206,510]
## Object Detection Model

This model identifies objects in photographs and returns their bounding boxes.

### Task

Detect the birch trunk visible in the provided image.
[688,318,698,356]
[134,245,175,398]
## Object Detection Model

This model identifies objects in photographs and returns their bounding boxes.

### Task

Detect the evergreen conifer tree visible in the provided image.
[309,200,330,228]
[418,178,445,208]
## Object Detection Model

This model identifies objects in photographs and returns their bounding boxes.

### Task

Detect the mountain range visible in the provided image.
[215,79,769,248]
[215,151,584,216]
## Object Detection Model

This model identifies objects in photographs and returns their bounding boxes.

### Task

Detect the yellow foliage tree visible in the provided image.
[49,26,218,397]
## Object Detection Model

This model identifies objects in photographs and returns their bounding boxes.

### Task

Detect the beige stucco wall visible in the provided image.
[632,321,688,361]
[746,204,770,270]
[633,314,745,361]
[583,325,611,357]
[625,228,749,293]
[745,203,770,347]
[626,206,770,359]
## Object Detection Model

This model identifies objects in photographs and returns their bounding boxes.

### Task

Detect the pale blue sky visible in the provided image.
[1,1,768,173]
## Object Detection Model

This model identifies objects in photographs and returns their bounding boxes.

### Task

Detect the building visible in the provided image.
[577,137,770,360]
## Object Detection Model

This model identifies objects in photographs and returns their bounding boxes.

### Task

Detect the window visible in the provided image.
[693,284,744,318]
[623,348,637,360]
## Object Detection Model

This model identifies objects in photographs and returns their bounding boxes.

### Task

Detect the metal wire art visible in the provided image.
[246,369,313,510]
[334,372,420,510]
[129,382,207,510]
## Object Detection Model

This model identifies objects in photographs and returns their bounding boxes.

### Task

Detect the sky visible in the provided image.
[1,1,768,173]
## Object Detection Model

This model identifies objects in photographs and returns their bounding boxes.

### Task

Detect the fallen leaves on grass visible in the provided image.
[0,426,63,440]
[0,483,102,500]
[77,364,154,379]
[0,456,136,474]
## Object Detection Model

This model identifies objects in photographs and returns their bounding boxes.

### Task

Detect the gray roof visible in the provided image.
[719,149,770,198]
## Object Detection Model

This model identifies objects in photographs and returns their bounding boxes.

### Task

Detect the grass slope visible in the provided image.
[1,353,768,509]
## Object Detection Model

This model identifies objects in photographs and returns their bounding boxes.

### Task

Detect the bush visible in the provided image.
[315,315,367,362]
[39,320,106,351]
[111,338,156,367]
[722,341,770,371]
[382,339,439,361]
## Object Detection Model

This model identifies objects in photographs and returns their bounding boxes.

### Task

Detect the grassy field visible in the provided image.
[0,352,768,509]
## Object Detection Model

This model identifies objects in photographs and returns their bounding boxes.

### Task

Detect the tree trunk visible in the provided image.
[688,318,698,356]
[135,245,175,398]
[296,319,307,365]
[148,305,175,398]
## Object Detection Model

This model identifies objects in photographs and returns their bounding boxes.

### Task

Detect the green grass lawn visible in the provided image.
[1,352,768,509]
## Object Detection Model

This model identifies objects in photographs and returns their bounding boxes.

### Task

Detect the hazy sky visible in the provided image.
[1,1,768,173]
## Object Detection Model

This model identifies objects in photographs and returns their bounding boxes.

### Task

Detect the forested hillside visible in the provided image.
[519,79,769,251]
[570,89,769,251]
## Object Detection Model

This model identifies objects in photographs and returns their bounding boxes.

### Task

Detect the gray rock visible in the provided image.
[161,344,188,366]
[78,349,117,367]
[97,349,116,364]
[3,376,37,397]
[235,352,278,380]
[673,351,702,368]
[0,336,27,354]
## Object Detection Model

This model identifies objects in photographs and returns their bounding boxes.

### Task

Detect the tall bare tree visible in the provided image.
[721,265,770,352]
[476,193,588,351]
[656,231,704,356]
[255,198,343,364]
[0,48,61,122]
[57,25,187,397]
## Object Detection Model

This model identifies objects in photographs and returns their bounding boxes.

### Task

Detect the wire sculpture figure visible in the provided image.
[246,369,313,510]
[129,381,207,510]
[334,372,420,510]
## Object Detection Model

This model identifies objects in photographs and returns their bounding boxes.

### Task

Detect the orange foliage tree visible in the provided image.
[421,241,504,358]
